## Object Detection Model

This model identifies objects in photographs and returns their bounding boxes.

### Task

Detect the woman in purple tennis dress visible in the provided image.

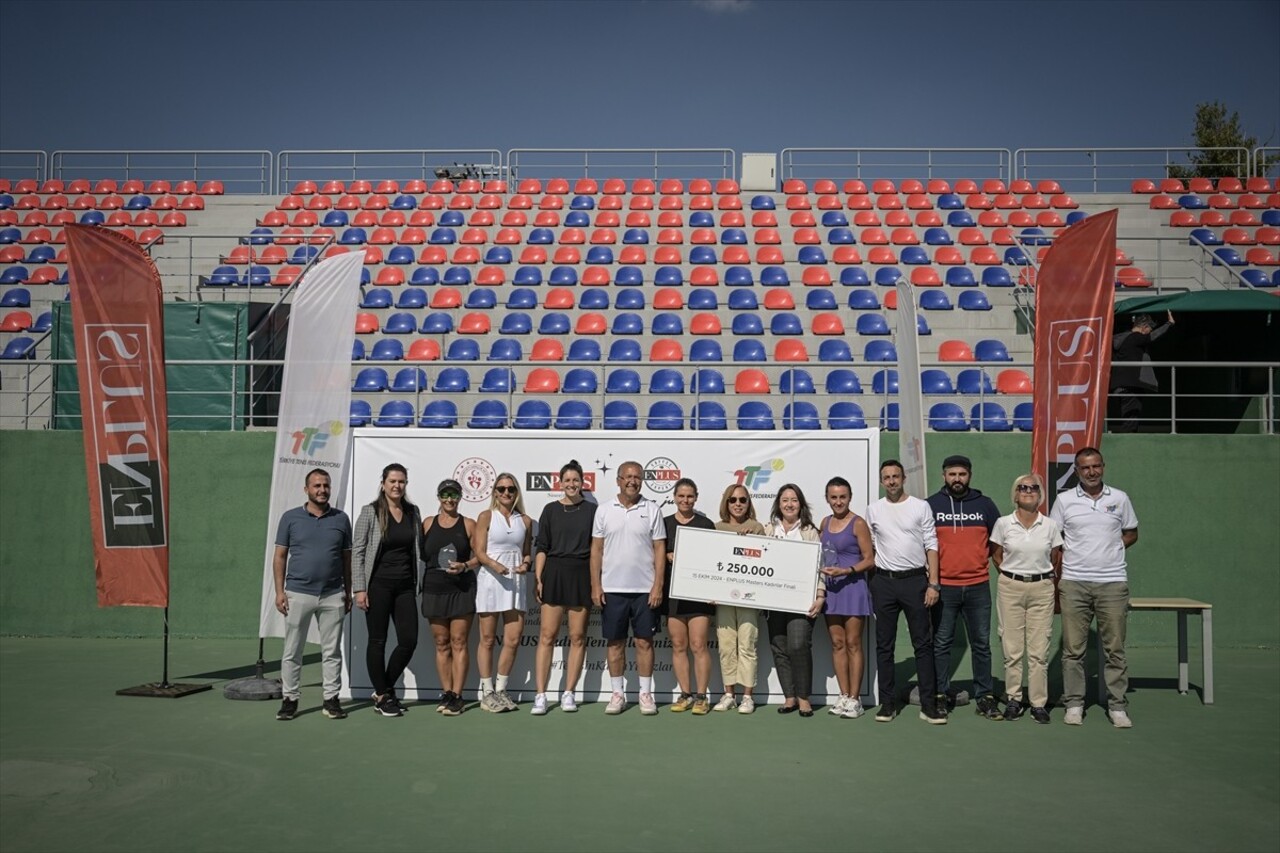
[819,476,875,719]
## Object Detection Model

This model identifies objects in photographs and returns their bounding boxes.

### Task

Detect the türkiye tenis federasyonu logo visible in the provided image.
[734,458,785,490]
[287,421,344,457]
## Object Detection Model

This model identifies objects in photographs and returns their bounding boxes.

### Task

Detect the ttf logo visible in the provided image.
[734,458,785,490]
[289,421,342,457]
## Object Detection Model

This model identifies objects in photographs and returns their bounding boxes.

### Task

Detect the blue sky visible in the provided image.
[1,0,1277,164]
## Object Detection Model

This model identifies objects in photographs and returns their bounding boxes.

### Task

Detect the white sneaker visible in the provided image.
[737,696,755,714]
[638,691,658,715]
[829,694,850,715]
[560,691,578,713]
[530,693,549,716]
[1063,706,1084,726]
[842,698,866,719]
[480,692,500,713]
[605,692,627,715]
[1109,708,1133,729]
[713,694,737,712]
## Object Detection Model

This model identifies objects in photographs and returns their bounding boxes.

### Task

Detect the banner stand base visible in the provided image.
[117,682,213,699]
[223,676,283,701]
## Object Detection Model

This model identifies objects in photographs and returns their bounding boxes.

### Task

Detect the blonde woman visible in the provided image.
[712,483,766,713]
[991,473,1063,724]
[474,473,533,713]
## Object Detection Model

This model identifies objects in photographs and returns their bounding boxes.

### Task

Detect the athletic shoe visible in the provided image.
[321,697,348,720]
[976,694,1003,721]
[737,696,755,714]
[919,707,948,725]
[934,694,951,718]
[560,691,577,713]
[374,694,403,717]
[276,698,298,721]
[440,694,465,716]
[480,692,501,713]
[842,699,865,719]
[639,692,658,715]
[496,690,517,712]
[1063,706,1084,726]
[605,692,627,715]
[874,702,897,722]
[670,693,694,712]
[691,694,710,715]
[1003,698,1024,722]
[829,694,850,716]
[1030,706,1051,724]
[1109,708,1134,729]
[713,694,737,712]
[530,693,549,716]
[436,691,453,714]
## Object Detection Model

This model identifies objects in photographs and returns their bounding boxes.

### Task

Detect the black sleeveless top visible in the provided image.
[421,514,475,594]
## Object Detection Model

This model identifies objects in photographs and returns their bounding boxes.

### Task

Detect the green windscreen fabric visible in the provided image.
[52,302,250,430]
[1116,290,1280,315]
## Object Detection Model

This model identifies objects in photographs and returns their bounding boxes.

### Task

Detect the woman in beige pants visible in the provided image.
[711,483,766,714]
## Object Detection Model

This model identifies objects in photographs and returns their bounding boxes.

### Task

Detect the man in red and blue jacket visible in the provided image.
[926,455,1002,719]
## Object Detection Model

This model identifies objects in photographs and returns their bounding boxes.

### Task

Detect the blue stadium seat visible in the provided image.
[689,246,717,265]
[507,287,538,308]
[369,339,404,361]
[879,403,900,431]
[821,211,850,227]
[874,268,902,286]
[780,368,815,394]
[445,339,479,361]
[650,369,685,394]
[480,366,516,392]
[688,289,719,310]
[386,246,415,265]
[725,266,754,286]
[921,369,954,394]
[937,193,964,210]
[1,336,35,359]
[1178,194,1207,210]
[488,338,523,361]
[737,401,775,429]
[391,367,429,392]
[465,288,497,309]
[622,229,650,245]
[920,290,953,311]
[468,400,508,429]
[1239,269,1271,287]
[981,268,1013,287]
[564,211,590,227]
[579,287,610,309]
[352,340,365,361]
[1212,248,1245,266]
[1018,227,1051,246]
[806,290,837,310]
[586,247,614,265]
[433,367,470,392]
[975,339,1012,361]
[818,340,853,362]
[732,340,766,362]
[498,313,532,335]
[419,400,458,428]
[958,290,991,310]
[828,401,867,429]
[339,227,367,245]
[353,366,390,391]
[872,369,899,395]
[783,401,821,430]
[205,266,238,286]
[30,311,51,333]
[539,313,572,335]
[361,288,394,311]
[972,402,1013,431]
[900,246,930,265]
[1065,211,1088,225]
[603,400,638,429]
[840,268,871,287]
[615,288,646,309]
[690,368,726,394]
[750,195,776,210]
[442,267,471,286]
[946,210,975,227]
[349,400,372,427]
[439,211,465,227]
[721,228,749,245]
[1003,247,1030,265]
[647,400,685,430]
[513,267,543,286]
[923,228,953,246]
[79,210,106,225]
[555,400,594,429]
[563,368,598,394]
[605,368,641,394]
[946,267,977,287]
[549,267,578,286]
[929,402,969,431]
[652,313,684,335]
[569,195,595,210]
[616,266,645,286]
[760,266,790,286]
[429,227,457,244]
[728,289,759,310]
[770,313,803,335]
[917,314,932,336]
[528,228,554,244]
[956,368,994,395]
[322,211,349,228]
[381,312,414,334]
[828,227,858,244]
[689,211,715,227]
[847,289,879,310]
[567,339,601,361]
[690,340,724,362]
[1013,401,1033,431]
[691,401,727,430]
[798,246,827,265]
[612,313,644,335]
[514,400,553,429]
[410,267,439,286]
[0,228,19,244]
[484,247,513,265]
[1263,210,1280,227]
[374,399,415,427]
[25,246,55,264]
[608,340,642,361]
[392,195,417,210]
[419,312,453,334]
[654,266,683,286]
[824,368,863,394]
[856,314,890,335]
[863,340,897,362]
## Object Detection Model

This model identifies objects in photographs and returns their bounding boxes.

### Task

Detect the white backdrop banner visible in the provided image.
[340,429,880,704]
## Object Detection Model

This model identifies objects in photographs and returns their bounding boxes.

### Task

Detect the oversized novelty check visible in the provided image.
[669,527,820,614]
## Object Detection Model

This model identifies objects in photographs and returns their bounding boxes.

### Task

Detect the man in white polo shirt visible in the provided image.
[865,459,946,725]
[591,460,666,716]
[1050,447,1140,728]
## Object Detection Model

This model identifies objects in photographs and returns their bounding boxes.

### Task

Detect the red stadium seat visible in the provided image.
[690,313,722,335]
[934,247,964,265]
[477,266,506,285]
[867,247,898,264]
[534,211,561,227]
[259,245,287,264]
[539,196,564,211]
[1198,211,1228,227]
[355,313,379,334]
[582,267,610,285]
[966,194,993,210]
[1209,194,1238,210]
[906,193,933,210]
[992,228,1016,246]
[794,228,821,245]
[938,340,975,361]
[1186,178,1213,193]
[531,339,565,361]
[599,196,622,210]
[861,227,888,245]
[717,196,743,210]
[690,195,713,210]
[890,227,919,245]
[657,228,683,244]
[1256,227,1280,245]
[783,179,808,195]
[574,179,598,195]
[654,247,682,264]
[619,246,647,264]
[458,313,491,335]
[1223,228,1256,246]
[774,340,810,362]
[629,196,654,210]
[518,247,547,264]
[802,268,832,286]
[811,313,844,335]
[271,266,303,286]
[814,179,839,195]
[691,228,716,244]
[595,211,620,227]
[407,339,441,361]
[1245,177,1274,193]
[982,180,1008,195]
[914,211,943,227]
[545,288,576,308]
[591,228,618,244]
[659,196,684,211]
[632,179,656,195]
[1116,267,1152,287]
[375,267,405,286]
[649,339,684,361]
[625,212,651,228]
[853,210,881,226]
[846,194,873,211]
[1008,211,1035,228]
[734,369,770,394]
[911,268,942,286]
[1244,248,1278,266]
[575,313,608,334]
[525,368,561,391]
[751,211,778,227]
[1229,210,1260,226]
[876,194,903,210]
[653,288,684,309]
[786,195,811,210]
[690,267,718,286]
[763,289,795,310]
[754,247,783,264]
[430,287,462,308]
[970,247,1000,265]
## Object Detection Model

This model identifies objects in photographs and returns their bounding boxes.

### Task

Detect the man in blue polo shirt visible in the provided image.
[1050,448,1139,728]
[273,468,353,721]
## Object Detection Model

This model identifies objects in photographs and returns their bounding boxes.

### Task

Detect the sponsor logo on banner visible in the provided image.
[453,457,497,502]
[733,546,763,558]
[734,458,785,495]
[281,420,345,466]
[1045,316,1106,493]
[525,471,597,492]
[643,457,681,493]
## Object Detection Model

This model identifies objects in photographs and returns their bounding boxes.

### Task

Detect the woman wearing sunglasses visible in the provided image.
[763,483,825,717]
[990,473,1063,724]
[421,478,480,716]
[711,484,766,713]
[531,460,598,715]
[473,474,533,713]
[352,463,422,717]
[663,478,718,715]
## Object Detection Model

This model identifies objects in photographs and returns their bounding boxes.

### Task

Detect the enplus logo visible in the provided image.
[289,421,342,457]
[734,458,785,490]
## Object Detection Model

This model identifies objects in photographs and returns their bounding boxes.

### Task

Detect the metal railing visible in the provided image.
[1013,147,1256,193]
[2,358,1273,434]
[506,149,737,182]
[780,148,1013,184]
[0,150,47,182]
[48,150,273,194]
[276,150,504,195]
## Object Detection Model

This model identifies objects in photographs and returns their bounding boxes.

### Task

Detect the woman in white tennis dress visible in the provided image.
[473,472,533,712]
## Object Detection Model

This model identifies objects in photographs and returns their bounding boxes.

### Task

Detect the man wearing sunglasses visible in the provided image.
[1050,448,1140,728]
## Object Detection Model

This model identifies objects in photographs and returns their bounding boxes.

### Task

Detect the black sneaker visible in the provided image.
[374,694,403,717]
[934,693,951,717]
[919,706,948,725]
[436,691,454,714]
[276,698,298,721]
[440,693,465,716]
[1003,698,1024,721]
[976,694,1003,720]
[874,701,897,722]
[1030,706,1052,724]
[322,697,348,719]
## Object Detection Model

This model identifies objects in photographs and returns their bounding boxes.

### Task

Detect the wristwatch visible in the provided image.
[928,583,942,592]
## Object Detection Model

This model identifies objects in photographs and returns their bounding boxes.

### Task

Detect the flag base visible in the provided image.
[223,676,283,701]
[116,682,213,699]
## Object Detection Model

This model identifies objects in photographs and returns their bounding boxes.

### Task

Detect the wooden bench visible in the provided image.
[1096,597,1213,705]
